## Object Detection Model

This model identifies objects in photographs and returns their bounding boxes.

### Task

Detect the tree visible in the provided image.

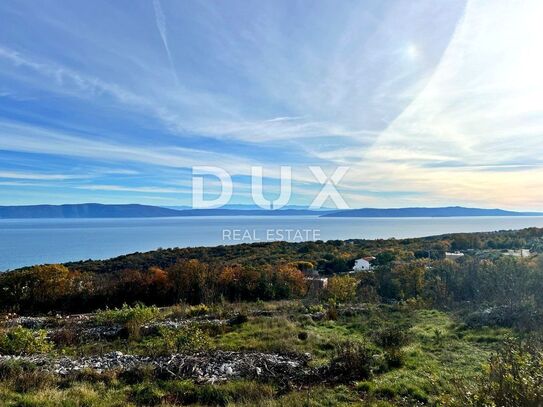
[321,256,351,275]
[372,251,396,267]
[466,338,543,406]
[168,259,212,304]
[291,261,315,273]
[326,275,358,303]
[274,264,307,298]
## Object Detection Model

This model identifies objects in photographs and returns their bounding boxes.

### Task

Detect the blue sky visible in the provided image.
[1,0,542,209]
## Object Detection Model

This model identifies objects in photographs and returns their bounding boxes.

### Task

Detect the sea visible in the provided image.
[1,216,543,271]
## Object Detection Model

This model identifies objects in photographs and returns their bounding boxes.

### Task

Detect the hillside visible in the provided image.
[0,203,183,218]
[321,206,543,217]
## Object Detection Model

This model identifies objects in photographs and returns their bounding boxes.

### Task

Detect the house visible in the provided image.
[352,256,375,272]
[445,251,464,261]
[503,249,531,258]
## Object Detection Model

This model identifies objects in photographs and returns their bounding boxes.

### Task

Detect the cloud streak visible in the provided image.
[152,0,179,85]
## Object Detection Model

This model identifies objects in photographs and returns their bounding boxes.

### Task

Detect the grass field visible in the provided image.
[0,301,511,406]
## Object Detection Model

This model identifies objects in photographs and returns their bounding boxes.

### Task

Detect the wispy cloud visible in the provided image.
[0,171,88,180]
[0,121,256,174]
[76,184,190,194]
[152,0,179,85]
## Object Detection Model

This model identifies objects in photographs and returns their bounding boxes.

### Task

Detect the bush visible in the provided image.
[325,276,358,303]
[326,299,338,321]
[326,341,380,381]
[466,337,543,406]
[384,349,405,369]
[371,325,411,350]
[356,381,375,393]
[159,324,211,353]
[465,303,543,331]
[95,303,160,325]
[306,304,325,314]
[0,327,54,355]
[95,303,161,339]
[298,331,308,341]
[49,326,79,347]
[187,304,210,317]
[0,360,55,392]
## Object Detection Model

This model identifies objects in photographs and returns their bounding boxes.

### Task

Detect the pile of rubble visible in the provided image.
[161,351,311,383]
[1,313,232,341]
[0,351,312,383]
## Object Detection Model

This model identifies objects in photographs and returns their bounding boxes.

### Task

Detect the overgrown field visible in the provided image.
[0,301,515,406]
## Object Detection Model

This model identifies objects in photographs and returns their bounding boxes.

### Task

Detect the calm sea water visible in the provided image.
[1,216,543,271]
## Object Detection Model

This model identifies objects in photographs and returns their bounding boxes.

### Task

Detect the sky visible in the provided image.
[1,0,542,210]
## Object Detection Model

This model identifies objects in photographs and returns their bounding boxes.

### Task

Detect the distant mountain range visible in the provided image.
[0,204,541,219]
[0,204,182,219]
[0,204,325,218]
[321,206,543,217]
[165,204,334,211]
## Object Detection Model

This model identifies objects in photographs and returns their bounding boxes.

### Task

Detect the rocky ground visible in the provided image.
[0,350,311,383]
[0,304,376,386]
[0,307,318,385]
[1,310,241,341]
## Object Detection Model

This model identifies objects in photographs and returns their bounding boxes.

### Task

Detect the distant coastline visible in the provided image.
[0,203,542,219]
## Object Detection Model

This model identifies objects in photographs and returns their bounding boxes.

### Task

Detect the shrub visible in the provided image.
[465,303,543,331]
[187,304,210,317]
[159,324,211,353]
[306,304,325,314]
[327,341,380,381]
[371,325,411,350]
[95,303,160,325]
[0,327,53,355]
[325,275,358,303]
[326,299,338,321]
[356,381,375,393]
[466,337,543,406]
[95,303,161,339]
[384,349,405,369]
[49,326,79,347]
[0,360,55,392]
[298,331,308,341]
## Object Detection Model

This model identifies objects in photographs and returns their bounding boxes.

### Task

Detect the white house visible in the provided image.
[445,251,465,261]
[353,257,375,272]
